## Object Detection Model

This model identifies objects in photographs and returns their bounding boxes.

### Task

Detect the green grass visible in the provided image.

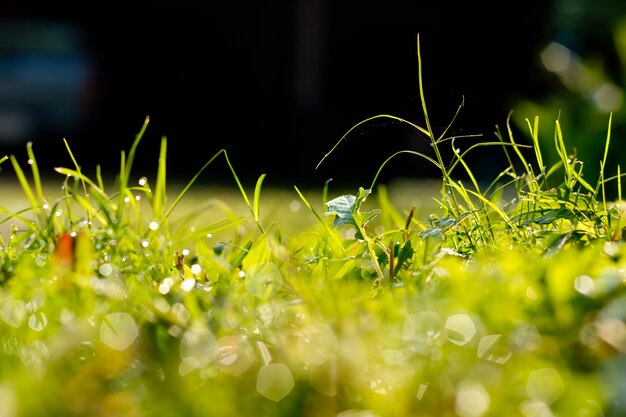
[1,37,626,416]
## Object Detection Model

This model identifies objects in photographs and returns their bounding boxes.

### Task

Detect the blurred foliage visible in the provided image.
[511,0,626,196]
[0,124,626,415]
[2,189,626,416]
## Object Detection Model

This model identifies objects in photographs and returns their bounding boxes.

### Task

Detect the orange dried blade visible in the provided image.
[53,232,75,267]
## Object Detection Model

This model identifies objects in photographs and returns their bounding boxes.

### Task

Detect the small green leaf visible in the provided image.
[253,173,266,222]
[324,188,376,229]
[545,231,575,256]
[230,241,253,268]
[433,217,457,228]
[418,227,443,240]
[354,187,372,210]
[325,194,357,228]
[358,208,381,227]
[513,208,571,226]
[433,211,475,229]
[396,239,414,271]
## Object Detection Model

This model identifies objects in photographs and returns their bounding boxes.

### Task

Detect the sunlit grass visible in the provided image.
[0,35,626,417]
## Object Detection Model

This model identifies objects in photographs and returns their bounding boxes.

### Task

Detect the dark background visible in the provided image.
[0,2,558,188]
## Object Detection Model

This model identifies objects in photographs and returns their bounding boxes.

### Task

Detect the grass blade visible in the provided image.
[369,150,441,190]
[9,156,40,222]
[223,151,264,233]
[25,142,45,211]
[253,173,266,223]
[164,149,226,219]
[316,114,430,170]
[153,136,168,220]
[116,117,150,222]
[294,185,345,255]
[526,115,544,175]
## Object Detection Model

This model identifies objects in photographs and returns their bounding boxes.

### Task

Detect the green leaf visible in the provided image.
[396,239,414,271]
[324,187,376,229]
[253,173,266,223]
[230,241,253,268]
[433,217,457,228]
[512,208,572,226]
[354,187,371,209]
[358,208,381,227]
[418,227,443,240]
[325,194,357,228]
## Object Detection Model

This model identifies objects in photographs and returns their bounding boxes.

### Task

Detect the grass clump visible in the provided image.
[0,37,626,417]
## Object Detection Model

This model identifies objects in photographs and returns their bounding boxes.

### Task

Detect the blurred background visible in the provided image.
[0,2,625,191]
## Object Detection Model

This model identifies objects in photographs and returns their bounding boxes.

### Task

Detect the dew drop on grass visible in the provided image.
[159,278,174,295]
[519,401,554,417]
[179,327,217,372]
[445,314,477,346]
[455,381,490,417]
[141,240,149,248]
[511,325,543,352]
[343,227,356,239]
[256,363,295,402]
[124,196,130,203]
[403,311,445,355]
[604,241,620,257]
[416,383,429,400]
[527,368,565,405]
[168,325,183,338]
[595,317,626,353]
[152,297,170,314]
[181,278,196,292]
[28,312,47,332]
[190,264,202,275]
[574,275,595,296]
[215,335,255,376]
[25,301,37,314]
[99,312,139,351]
[477,334,512,364]
[297,323,338,365]
[59,309,75,325]
[245,262,283,300]
[171,303,190,323]
[256,340,272,365]
[138,177,147,186]
[289,200,301,212]
[149,221,159,231]
[99,263,113,277]
[257,302,281,326]
[2,300,26,328]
